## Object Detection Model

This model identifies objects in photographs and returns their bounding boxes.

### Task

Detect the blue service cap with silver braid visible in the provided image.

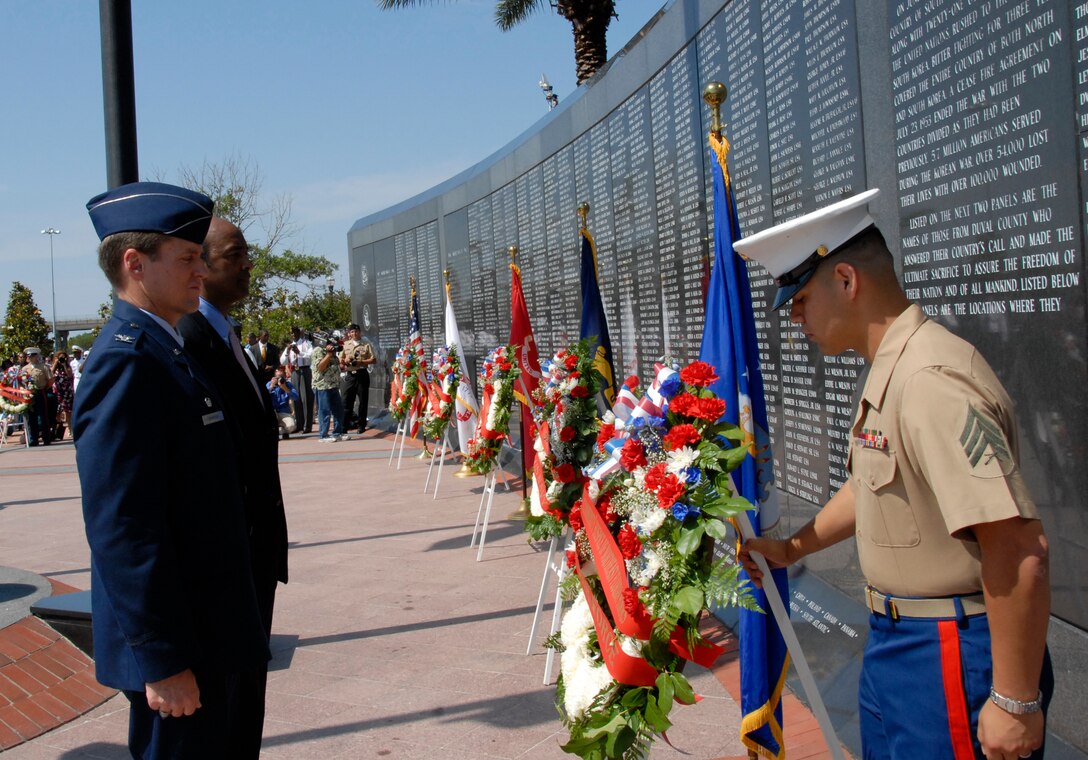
[86,181,214,245]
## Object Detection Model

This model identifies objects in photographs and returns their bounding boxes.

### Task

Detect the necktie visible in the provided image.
[230,329,263,402]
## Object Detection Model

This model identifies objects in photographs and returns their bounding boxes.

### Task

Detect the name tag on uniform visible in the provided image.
[202,411,225,426]
[855,428,888,450]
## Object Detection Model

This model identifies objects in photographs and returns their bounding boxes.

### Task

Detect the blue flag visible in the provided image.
[578,228,616,410]
[699,133,790,760]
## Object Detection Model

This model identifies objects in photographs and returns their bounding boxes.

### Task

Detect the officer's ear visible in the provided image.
[122,248,146,279]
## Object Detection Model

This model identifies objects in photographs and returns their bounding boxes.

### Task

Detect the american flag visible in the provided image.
[408,281,426,438]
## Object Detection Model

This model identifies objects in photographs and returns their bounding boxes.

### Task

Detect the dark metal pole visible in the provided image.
[99,0,138,188]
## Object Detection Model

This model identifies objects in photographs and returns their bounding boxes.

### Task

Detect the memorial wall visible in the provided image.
[350,0,1088,750]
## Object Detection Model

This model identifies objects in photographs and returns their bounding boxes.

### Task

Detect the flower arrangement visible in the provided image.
[526,340,604,542]
[389,339,426,423]
[466,344,521,474]
[0,383,32,415]
[423,343,461,441]
[552,360,761,759]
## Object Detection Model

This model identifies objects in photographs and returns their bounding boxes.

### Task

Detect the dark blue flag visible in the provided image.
[578,228,616,410]
[699,133,790,760]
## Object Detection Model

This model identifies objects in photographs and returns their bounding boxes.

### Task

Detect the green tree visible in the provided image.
[166,154,350,345]
[378,0,615,84]
[1,282,54,359]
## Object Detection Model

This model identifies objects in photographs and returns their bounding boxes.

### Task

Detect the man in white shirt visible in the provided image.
[280,326,313,434]
[69,346,86,392]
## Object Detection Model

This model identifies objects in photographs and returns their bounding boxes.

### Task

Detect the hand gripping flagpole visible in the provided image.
[703,80,845,760]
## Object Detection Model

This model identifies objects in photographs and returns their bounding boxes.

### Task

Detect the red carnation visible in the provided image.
[560,426,576,443]
[497,360,512,371]
[596,493,616,523]
[669,392,698,416]
[570,385,589,399]
[691,397,727,422]
[564,354,578,370]
[664,423,702,451]
[643,462,668,491]
[620,439,648,471]
[566,549,577,569]
[656,473,686,509]
[553,463,576,483]
[622,588,652,627]
[625,375,640,390]
[618,524,642,559]
[596,423,616,452]
[568,503,584,532]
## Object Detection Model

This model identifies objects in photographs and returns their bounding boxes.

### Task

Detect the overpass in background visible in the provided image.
[51,316,107,349]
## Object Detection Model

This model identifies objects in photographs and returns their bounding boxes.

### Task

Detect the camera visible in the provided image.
[311,330,343,351]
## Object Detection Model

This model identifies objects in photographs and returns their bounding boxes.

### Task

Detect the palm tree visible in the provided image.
[378,0,616,84]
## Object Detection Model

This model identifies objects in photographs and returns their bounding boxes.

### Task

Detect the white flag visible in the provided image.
[444,283,478,456]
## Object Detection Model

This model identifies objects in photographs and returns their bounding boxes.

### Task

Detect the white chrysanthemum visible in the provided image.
[666,446,699,475]
[627,544,665,586]
[559,593,614,719]
[628,493,667,536]
[588,479,600,501]
[632,467,647,489]
[602,410,616,425]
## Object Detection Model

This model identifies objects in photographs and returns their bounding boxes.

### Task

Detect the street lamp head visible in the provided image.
[41,228,61,235]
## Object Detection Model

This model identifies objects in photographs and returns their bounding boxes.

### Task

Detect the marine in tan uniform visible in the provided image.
[737,190,1052,760]
[338,323,375,433]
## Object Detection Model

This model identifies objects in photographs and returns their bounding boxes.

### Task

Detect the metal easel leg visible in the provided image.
[470,471,493,548]
[476,475,498,562]
[526,535,559,655]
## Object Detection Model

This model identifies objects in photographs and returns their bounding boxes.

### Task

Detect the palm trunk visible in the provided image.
[558,0,614,84]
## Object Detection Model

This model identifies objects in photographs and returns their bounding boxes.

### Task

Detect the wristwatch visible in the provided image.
[989,687,1043,715]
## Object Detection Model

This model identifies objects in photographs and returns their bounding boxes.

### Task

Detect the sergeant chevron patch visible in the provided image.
[959,404,1011,471]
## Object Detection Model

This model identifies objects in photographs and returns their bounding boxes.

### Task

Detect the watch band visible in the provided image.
[989,687,1043,715]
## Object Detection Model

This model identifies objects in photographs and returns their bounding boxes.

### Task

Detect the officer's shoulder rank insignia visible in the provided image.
[114,333,135,343]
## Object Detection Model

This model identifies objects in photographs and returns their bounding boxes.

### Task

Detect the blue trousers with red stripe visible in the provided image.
[859,609,1054,760]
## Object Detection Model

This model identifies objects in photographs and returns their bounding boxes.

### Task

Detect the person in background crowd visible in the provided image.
[339,323,375,434]
[312,338,345,443]
[737,189,1052,760]
[177,215,289,757]
[70,345,86,392]
[51,351,74,440]
[252,330,278,385]
[78,182,269,757]
[266,367,300,440]
[20,347,53,447]
[280,326,313,434]
[244,332,260,368]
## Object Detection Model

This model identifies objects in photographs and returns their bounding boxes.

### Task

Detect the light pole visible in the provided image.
[40,228,60,350]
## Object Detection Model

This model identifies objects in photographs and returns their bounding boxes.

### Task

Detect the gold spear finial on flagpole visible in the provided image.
[703,81,727,140]
[577,202,589,231]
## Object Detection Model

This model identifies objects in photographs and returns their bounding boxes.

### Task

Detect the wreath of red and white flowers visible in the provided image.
[423,343,460,441]
[466,344,521,475]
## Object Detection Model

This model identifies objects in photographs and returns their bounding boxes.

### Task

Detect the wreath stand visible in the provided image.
[387,418,406,467]
[424,429,453,498]
[469,462,512,561]
[526,529,571,684]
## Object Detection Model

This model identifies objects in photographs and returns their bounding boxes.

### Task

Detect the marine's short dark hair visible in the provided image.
[833,225,895,279]
[98,231,168,287]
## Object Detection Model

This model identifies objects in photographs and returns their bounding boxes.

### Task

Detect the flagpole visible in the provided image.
[703,81,845,760]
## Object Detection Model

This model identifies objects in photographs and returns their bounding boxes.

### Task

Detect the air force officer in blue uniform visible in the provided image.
[76,183,268,758]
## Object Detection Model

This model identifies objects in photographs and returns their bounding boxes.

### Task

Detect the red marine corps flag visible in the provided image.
[508,247,542,480]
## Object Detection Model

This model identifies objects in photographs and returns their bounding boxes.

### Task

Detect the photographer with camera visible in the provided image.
[266,368,300,440]
[312,337,346,442]
[339,323,375,434]
[279,327,313,434]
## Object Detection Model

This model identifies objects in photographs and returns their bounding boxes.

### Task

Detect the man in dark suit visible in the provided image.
[178,217,289,757]
[253,329,279,385]
[76,182,269,757]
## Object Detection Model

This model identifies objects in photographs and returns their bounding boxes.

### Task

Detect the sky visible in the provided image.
[1,0,665,323]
